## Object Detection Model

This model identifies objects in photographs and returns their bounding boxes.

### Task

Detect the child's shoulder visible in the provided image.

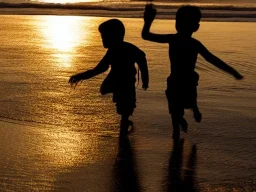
[123,41,139,48]
[181,37,204,50]
[191,37,203,45]
[122,41,144,53]
[171,34,201,44]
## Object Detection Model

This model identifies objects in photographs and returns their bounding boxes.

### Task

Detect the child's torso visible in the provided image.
[168,35,199,77]
[106,42,142,84]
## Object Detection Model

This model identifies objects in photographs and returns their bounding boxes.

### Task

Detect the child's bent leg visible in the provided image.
[100,72,114,95]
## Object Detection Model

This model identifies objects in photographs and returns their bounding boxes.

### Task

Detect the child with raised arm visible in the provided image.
[69,19,149,135]
[142,4,243,139]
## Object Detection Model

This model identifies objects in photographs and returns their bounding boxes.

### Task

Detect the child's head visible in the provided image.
[175,6,201,34]
[99,19,125,48]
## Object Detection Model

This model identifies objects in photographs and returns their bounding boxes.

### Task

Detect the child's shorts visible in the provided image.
[100,75,136,116]
[165,72,199,114]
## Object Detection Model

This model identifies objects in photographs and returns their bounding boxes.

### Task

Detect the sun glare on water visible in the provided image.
[40,16,93,68]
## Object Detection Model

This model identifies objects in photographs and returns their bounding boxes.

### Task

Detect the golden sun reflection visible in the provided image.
[54,53,72,68]
[41,16,88,68]
[36,126,103,169]
[43,16,83,52]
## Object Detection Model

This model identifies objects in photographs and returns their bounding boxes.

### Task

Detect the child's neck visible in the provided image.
[110,41,123,48]
[177,31,193,38]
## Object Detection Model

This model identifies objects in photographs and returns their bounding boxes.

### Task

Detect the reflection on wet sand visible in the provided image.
[39,16,94,68]
[111,135,141,192]
[163,139,199,192]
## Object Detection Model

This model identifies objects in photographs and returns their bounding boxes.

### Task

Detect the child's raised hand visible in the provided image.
[144,3,156,23]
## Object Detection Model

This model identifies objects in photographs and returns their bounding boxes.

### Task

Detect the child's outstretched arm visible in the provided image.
[68,57,109,88]
[142,4,172,43]
[198,42,243,79]
[137,53,149,90]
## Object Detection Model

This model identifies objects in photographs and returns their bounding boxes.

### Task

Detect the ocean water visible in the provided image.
[0,13,255,192]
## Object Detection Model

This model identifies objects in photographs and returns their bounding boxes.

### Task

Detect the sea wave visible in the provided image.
[0,2,256,21]
[1,2,256,10]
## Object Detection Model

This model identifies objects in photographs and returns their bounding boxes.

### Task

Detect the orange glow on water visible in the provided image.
[40,16,91,68]
[42,16,84,52]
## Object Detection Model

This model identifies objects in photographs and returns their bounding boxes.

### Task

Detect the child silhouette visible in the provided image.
[69,19,149,135]
[142,4,243,139]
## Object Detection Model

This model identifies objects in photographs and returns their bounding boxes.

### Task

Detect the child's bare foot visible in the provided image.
[193,111,202,122]
[180,118,188,133]
[127,120,134,134]
[193,106,202,123]
[120,120,134,135]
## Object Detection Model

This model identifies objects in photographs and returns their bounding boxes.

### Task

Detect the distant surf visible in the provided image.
[0,2,256,21]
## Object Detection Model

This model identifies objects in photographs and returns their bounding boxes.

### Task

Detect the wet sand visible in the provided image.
[0,103,255,192]
[0,15,255,191]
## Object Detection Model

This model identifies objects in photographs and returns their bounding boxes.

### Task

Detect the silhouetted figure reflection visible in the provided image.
[142,4,243,139]
[163,139,198,192]
[69,19,149,135]
[111,135,141,192]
